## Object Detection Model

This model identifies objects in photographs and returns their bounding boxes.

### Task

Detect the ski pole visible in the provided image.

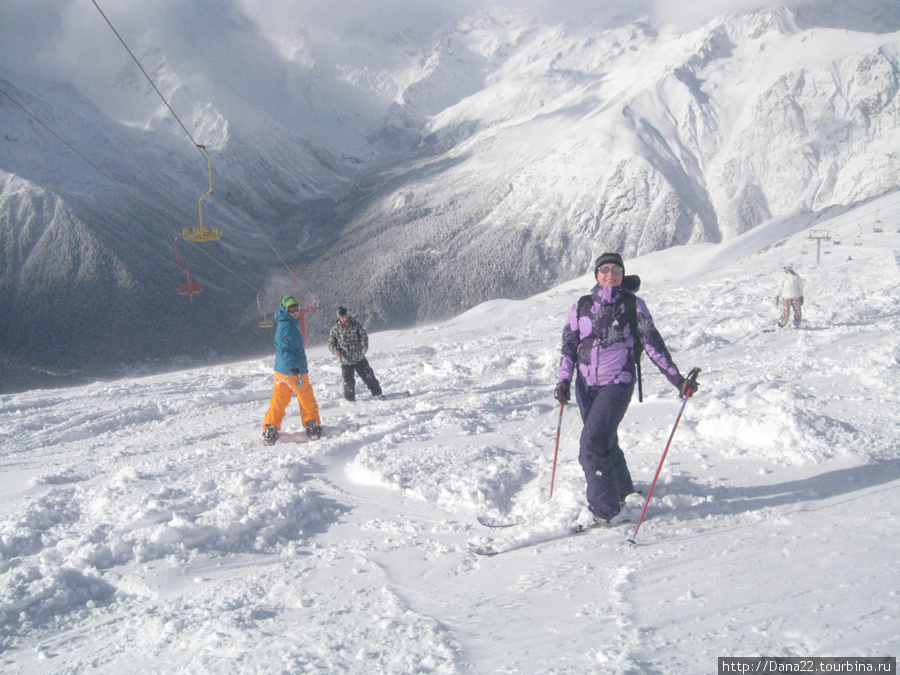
[549,403,565,498]
[628,367,700,546]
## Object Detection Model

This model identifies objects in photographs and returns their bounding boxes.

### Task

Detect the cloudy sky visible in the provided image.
[1,0,827,84]
[0,0,870,140]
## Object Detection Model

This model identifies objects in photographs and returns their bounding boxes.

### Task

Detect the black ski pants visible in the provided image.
[575,376,635,519]
[342,358,381,400]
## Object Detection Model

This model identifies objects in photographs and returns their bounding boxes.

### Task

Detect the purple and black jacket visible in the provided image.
[558,283,684,391]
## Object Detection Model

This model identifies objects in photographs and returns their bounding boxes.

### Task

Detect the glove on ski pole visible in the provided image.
[628,367,701,546]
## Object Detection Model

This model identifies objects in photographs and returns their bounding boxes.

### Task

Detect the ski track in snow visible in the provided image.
[1,205,900,672]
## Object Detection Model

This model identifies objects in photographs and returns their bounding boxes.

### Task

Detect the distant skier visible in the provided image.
[262,295,322,444]
[328,306,382,401]
[776,263,804,328]
[555,252,698,530]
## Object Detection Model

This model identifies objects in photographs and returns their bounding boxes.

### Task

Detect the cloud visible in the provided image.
[0,0,847,109]
[0,0,70,79]
[235,0,461,42]
[651,0,819,27]
[0,0,763,88]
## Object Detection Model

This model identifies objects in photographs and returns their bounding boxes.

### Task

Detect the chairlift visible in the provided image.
[800,244,809,255]
[853,234,863,247]
[174,236,202,295]
[257,294,273,328]
[873,211,884,233]
[183,226,221,242]
[182,145,222,242]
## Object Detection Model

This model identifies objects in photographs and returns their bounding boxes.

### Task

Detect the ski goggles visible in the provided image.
[597,265,624,275]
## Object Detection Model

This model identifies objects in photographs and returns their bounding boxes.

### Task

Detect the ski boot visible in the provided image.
[305,420,321,440]
[262,424,279,446]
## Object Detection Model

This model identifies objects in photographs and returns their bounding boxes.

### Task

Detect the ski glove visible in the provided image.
[554,381,571,405]
[291,368,301,378]
[679,376,699,399]
[799,296,804,306]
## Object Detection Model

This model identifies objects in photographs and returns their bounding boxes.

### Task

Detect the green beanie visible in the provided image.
[281,295,299,309]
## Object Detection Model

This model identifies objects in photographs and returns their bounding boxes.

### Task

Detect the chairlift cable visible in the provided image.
[89,0,203,157]
[4,84,273,302]
[90,0,301,285]
[1,87,131,193]
[181,238,268,297]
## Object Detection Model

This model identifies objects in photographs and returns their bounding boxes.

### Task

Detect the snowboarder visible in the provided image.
[555,252,698,529]
[327,306,382,401]
[262,295,322,444]
[776,263,804,328]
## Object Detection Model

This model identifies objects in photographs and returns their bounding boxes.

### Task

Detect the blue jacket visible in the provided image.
[273,306,308,375]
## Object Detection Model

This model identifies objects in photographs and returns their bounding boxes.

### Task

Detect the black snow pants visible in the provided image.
[342,358,382,401]
[575,376,636,520]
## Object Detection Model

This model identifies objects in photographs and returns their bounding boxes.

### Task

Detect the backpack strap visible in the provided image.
[624,293,644,402]
[576,294,592,320]
[576,292,644,403]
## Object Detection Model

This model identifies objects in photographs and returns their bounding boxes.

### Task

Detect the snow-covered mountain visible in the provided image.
[1,195,898,672]
[1,0,899,392]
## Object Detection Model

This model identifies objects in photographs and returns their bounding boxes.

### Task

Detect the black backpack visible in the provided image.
[576,275,644,402]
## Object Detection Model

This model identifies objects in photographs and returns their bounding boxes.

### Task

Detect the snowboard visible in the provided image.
[374,391,411,401]
[255,422,358,447]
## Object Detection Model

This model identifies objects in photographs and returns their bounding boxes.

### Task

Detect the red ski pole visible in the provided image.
[549,403,565,498]
[628,367,700,546]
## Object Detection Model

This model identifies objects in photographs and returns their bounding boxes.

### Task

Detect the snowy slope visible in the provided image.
[1,193,898,673]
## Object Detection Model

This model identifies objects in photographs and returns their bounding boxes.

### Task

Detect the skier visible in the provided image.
[555,252,698,529]
[776,263,804,328]
[262,295,322,444]
[327,306,382,401]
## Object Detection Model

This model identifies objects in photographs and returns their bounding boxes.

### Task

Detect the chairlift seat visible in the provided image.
[178,282,203,296]
[182,226,222,242]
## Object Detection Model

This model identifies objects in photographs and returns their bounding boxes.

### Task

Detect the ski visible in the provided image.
[469,518,630,556]
[476,514,523,529]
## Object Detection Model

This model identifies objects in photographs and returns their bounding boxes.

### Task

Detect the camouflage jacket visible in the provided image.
[327,316,369,365]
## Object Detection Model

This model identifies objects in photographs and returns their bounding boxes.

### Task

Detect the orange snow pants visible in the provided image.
[262,372,320,431]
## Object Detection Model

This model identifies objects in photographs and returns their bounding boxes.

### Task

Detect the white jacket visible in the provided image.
[777,271,804,299]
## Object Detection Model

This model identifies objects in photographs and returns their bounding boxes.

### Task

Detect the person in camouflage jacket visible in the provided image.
[327,307,382,401]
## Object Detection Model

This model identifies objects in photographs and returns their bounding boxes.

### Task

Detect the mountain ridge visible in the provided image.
[1,2,898,392]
